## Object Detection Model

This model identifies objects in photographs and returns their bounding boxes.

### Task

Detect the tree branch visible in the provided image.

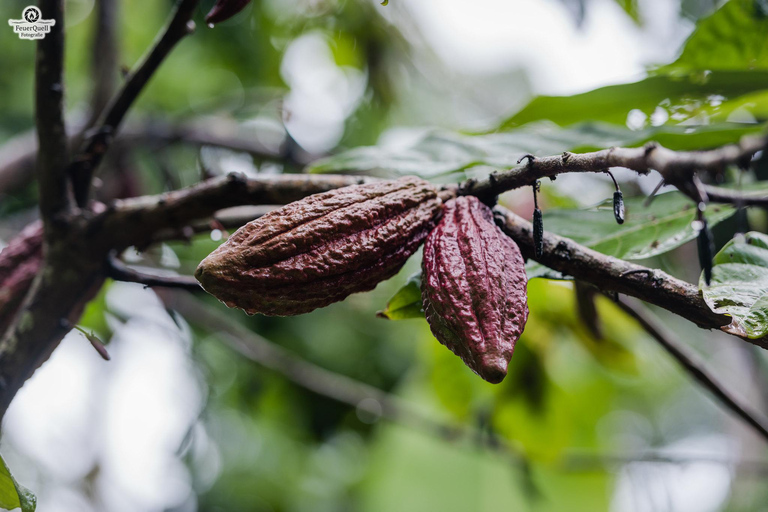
[88,0,119,125]
[614,296,768,443]
[492,206,743,340]
[107,252,201,290]
[69,0,201,206]
[35,0,71,221]
[462,134,767,205]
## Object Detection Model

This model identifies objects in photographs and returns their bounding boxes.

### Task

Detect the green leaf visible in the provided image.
[701,232,768,339]
[499,71,768,129]
[0,453,36,512]
[308,122,762,180]
[377,272,423,320]
[541,192,735,260]
[662,0,768,74]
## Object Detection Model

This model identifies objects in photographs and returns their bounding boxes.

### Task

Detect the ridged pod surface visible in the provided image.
[196,177,442,316]
[422,196,528,383]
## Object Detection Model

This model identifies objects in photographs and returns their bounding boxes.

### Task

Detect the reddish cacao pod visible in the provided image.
[0,221,43,335]
[421,196,528,383]
[196,177,443,316]
[205,0,251,25]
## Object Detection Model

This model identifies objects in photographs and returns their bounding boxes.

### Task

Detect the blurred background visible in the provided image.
[1,0,768,510]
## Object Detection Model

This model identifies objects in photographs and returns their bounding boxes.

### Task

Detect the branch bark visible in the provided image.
[462,134,767,205]
[35,0,71,221]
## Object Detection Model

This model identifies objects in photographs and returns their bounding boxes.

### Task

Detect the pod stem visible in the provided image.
[532,180,543,258]
[605,170,625,225]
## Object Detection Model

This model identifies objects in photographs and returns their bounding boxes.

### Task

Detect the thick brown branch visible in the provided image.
[463,134,767,204]
[0,237,105,417]
[35,0,71,220]
[492,206,740,340]
[615,296,768,443]
[69,0,201,206]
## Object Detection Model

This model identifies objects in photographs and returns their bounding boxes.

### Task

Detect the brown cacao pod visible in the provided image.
[422,196,528,383]
[196,176,442,316]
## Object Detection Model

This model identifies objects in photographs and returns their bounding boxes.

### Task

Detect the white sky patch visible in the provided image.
[403,0,691,95]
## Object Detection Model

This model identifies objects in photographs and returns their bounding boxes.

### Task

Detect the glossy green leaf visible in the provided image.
[0,454,36,512]
[701,232,768,339]
[308,122,761,179]
[662,0,768,74]
[542,192,735,260]
[498,71,768,129]
[377,272,423,320]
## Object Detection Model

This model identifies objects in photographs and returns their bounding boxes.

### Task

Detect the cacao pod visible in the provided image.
[196,176,442,316]
[422,196,528,383]
[0,221,43,335]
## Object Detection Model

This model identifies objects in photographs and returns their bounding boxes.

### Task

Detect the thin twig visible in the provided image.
[69,0,201,206]
[107,252,201,290]
[614,296,768,443]
[702,184,768,207]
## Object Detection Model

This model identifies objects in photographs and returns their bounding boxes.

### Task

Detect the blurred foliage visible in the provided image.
[2,0,768,511]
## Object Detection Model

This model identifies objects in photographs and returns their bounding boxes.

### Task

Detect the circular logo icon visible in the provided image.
[23,6,41,23]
